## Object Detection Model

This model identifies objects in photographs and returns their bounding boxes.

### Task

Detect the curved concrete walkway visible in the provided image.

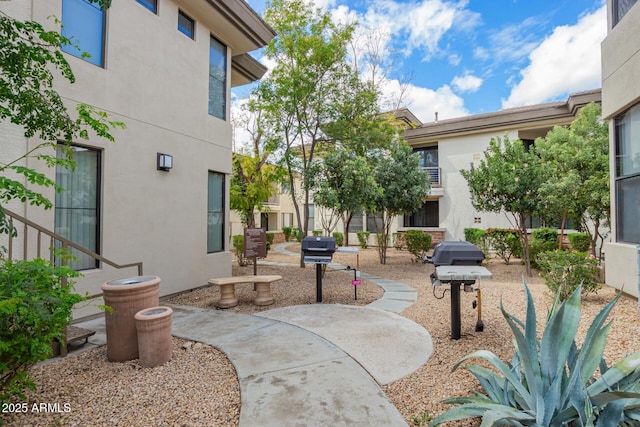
[75,242,432,426]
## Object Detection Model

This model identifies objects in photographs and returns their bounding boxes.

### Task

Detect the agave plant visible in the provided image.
[430,282,640,426]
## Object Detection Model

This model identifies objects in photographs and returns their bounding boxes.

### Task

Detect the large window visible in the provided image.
[55,146,101,270]
[404,200,439,227]
[61,0,105,67]
[208,36,227,119]
[207,172,225,253]
[615,103,640,244]
[366,213,383,233]
[306,204,315,231]
[348,208,364,233]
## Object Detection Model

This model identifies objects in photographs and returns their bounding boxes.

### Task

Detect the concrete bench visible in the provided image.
[208,275,282,308]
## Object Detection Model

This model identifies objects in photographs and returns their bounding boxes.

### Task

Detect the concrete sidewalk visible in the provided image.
[72,242,433,426]
[75,303,431,426]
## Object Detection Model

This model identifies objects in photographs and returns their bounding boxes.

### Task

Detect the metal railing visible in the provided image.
[423,167,442,187]
[2,208,143,291]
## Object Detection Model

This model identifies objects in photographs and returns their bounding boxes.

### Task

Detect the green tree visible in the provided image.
[310,147,378,243]
[371,142,431,264]
[461,135,543,276]
[536,102,609,258]
[250,0,380,265]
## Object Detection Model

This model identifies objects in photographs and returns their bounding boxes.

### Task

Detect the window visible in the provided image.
[207,172,225,253]
[615,103,640,244]
[614,0,638,26]
[55,145,101,270]
[306,204,315,231]
[366,213,383,233]
[208,36,227,119]
[348,209,364,233]
[178,10,195,39]
[61,0,106,67]
[413,146,439,185]
[404,200,439,227]
[136,0,157,13]
[281,213,293,228]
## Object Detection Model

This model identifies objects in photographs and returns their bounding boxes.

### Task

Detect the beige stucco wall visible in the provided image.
[602,1,640,297]
[0,0,259,318]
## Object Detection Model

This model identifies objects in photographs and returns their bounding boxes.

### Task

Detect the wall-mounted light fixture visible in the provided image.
[157,153,173,171]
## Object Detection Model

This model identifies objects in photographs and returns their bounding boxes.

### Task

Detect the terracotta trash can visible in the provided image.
[135,306,173,368]
[101,276,160,362]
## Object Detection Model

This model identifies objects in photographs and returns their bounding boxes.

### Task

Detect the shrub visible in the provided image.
[431,282,640,426]
[392,232,406,250]
[568,232,591,252]
[282,226,292,242]
[332,232,344,247]
[312,229,323,237]
[1,257,84,404]
[356,231,370,249]
[404,230,432,263]
[464,228,490,259]
[532,227,558,245]
[232,235,249,266]
[291,228,301,242]
[485,228,521,265]
[537,250,601,301]
[266,232,274,252]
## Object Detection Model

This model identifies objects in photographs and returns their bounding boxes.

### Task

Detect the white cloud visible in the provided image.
[380,79,468,121]
[502,5,606,108]
[452,73,483,92]
[475,16,544,65]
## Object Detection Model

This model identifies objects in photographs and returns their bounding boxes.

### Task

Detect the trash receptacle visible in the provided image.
[135,306,173,368]
[101,276,160,362]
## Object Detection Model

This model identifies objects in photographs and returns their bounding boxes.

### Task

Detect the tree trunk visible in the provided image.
[558,212,566,250]
[519,213,533,277]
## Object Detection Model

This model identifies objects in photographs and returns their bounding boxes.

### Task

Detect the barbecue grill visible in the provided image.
[302,236,337,302]
[425,241,491,339]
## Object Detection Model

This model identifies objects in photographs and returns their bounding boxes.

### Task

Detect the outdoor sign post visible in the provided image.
[244,228,267,277]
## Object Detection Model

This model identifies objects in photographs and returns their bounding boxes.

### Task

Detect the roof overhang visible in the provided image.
[231,53,268,87]
[404,89,602,142]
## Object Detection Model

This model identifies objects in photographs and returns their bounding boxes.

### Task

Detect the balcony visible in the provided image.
[423,167,444,197]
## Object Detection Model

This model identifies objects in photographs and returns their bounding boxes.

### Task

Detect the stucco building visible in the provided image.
[601,0,640,298]
[0,0,274,317]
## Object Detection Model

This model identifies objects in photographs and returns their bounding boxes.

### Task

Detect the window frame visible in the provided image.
[208,35,227,120]
[614,102,640,244]
[404,200,439,228]
[136,0,157,13]
[178,9,195,39]
[55,144,102,271]
[60,0,107,67]
[207,171,225,253]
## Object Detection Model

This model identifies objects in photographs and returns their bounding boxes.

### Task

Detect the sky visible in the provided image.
[233,0,606,124]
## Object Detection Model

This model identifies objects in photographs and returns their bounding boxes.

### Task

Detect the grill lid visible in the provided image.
[425,241,485,266]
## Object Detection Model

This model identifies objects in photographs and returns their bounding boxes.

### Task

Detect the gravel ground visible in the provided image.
[4,243,639,426]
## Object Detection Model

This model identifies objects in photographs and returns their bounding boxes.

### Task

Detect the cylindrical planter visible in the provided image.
[101,276,160,362]
[135,306,173,368]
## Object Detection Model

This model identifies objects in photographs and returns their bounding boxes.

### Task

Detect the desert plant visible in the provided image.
[1,257,84,405]
[312,229,323,237]
[356,231,370,249]
[431,283,640,426]
[282,226,292,242]
[537,250,601,301]
[332,231,344,247]
[486,228,521,265]
[568,232,591,253]
[404,230,432,263]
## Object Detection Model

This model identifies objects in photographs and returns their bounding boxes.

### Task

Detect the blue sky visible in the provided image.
[234,0,606,124]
